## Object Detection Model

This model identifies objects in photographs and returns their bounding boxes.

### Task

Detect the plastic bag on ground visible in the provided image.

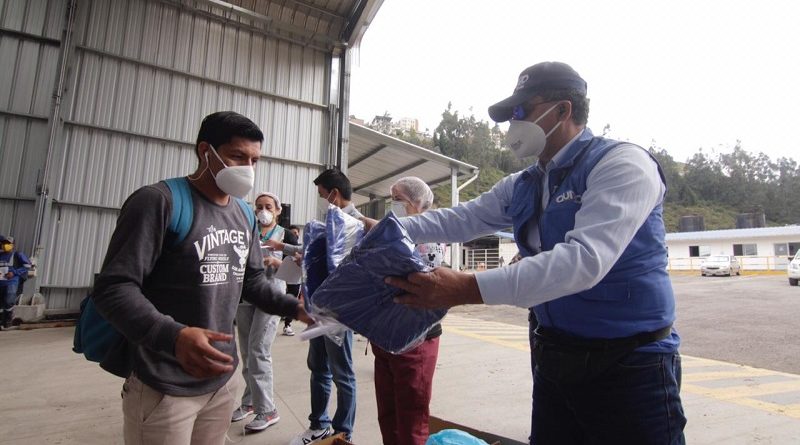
[425,429,490,445]
[310,212,447,354]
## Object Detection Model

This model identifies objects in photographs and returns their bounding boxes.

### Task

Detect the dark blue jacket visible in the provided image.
[0,250,31,287]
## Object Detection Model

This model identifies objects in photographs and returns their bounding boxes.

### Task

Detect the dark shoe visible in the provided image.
[244,410,280,432]
[231,405,254,422]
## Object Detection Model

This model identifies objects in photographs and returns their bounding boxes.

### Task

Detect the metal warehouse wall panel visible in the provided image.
[33,0,332,300]
[1,0,66,39]
[42,287,89,312]
[0,118,49,197]
[0,199,36,258]
[41,204,118,287]
[0,0,65,256]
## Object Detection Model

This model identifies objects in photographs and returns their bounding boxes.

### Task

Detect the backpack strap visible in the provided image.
[234,197,257,235]
[164,177,255,245]
[164,177,194,248]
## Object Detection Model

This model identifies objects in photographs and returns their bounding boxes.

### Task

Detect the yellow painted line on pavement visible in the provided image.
[442,314,800,420]
[684,380,800,400]
[683,368,780,383]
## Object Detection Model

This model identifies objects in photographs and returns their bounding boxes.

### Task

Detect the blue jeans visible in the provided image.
[529,331,686,444]
[1,283,18,325]
[307,331,356,437]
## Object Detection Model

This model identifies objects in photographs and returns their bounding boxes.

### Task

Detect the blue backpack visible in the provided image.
[72,177,255,376]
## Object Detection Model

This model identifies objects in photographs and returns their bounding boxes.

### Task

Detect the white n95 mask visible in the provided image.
[317,191,335,217]
[506,102,562,159]
[257,210,273,226]
[207,145,254,198]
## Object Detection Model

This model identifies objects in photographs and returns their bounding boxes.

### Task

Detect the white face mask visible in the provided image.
[206,145,254,198]
[391,200,409,217]
[257,209,274,226]
[505,103,562,160]
[317,190,335,217]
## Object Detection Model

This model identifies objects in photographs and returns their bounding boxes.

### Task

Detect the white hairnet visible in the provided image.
[255,191,281,211]
[391,177,433,212]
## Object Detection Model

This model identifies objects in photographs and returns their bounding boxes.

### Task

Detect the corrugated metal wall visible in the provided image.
[1,0,335,311]
[0,0,66,257]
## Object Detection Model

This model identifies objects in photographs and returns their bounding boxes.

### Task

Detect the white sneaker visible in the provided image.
[289,426,333,445]
[283,325,295,336]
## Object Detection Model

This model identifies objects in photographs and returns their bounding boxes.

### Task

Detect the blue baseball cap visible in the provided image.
[488,61,587,123]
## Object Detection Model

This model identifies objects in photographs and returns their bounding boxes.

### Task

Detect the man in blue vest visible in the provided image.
[387,61,686,444]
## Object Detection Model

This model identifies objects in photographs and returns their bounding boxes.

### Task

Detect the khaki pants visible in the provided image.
[122,374,237,445]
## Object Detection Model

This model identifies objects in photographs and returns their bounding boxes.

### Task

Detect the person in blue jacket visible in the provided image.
[387,61,686,444]
[0,235,31,329]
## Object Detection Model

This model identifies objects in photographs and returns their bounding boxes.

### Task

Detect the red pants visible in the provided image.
[372,337,440,445]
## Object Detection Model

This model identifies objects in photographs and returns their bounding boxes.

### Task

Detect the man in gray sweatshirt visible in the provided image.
[93,111,310,445]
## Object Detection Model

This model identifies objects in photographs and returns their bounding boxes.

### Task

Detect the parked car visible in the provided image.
[700,255,741,277]
[789,251,800,286]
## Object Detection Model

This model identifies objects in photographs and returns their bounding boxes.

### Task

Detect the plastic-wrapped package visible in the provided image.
[325,204,365,272]
[300,207,365,345]
[310,212,448,354]
[302,206,365,306]
[302,220,328,306]
[425,430,490,445]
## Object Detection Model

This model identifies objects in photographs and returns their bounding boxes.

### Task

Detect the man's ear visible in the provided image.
[558,101,572,120]
[197,141,211,162]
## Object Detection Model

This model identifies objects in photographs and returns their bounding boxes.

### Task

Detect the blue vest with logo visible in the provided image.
[506,129,678,352]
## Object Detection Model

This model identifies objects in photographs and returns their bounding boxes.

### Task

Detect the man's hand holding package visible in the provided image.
[387,267,483,309]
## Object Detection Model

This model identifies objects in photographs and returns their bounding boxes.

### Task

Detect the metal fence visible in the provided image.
[667,256,791,272]
[463,248,501,271]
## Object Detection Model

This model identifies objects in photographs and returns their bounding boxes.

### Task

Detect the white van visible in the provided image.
[789,251,800,286]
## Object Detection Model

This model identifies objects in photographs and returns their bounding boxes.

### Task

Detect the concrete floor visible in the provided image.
[2,312,800,444]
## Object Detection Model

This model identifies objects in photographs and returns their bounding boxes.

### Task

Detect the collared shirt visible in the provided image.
[400,129,665,308]
[521,130,584,252]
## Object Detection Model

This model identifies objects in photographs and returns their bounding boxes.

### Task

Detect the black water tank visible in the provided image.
[279,203,292,228]
[736,212,766,229]
[679,215,705,232]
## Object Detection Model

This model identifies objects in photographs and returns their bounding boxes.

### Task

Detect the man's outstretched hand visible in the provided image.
[175,327,234,379]
[386,267,483,310]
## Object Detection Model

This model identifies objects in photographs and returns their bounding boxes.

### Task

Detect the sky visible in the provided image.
[349,0,800,163]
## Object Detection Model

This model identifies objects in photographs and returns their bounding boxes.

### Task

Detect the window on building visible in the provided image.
[775,243,789,256]
[689,245,711,257]
[733,243,757,256]
[790,242,800,256]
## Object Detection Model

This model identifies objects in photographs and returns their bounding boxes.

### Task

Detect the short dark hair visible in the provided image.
[314,168,353,200]
[289,225,302,232]
[195,111,264,161]
[537,88,590,126]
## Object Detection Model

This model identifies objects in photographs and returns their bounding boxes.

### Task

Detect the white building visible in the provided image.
[665,226,800,271]
[395,117,419,133]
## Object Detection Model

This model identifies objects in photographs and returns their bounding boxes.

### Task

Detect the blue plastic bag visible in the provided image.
[302,220,328,305]
[310,212,448,354]
[325,204,364,273]
[425,429,490,445]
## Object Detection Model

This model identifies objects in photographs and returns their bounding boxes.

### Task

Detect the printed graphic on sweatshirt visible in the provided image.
[193,225,250,285]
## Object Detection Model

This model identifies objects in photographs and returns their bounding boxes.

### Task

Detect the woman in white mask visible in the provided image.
[231,192,288,432]
[374,177,446,445]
